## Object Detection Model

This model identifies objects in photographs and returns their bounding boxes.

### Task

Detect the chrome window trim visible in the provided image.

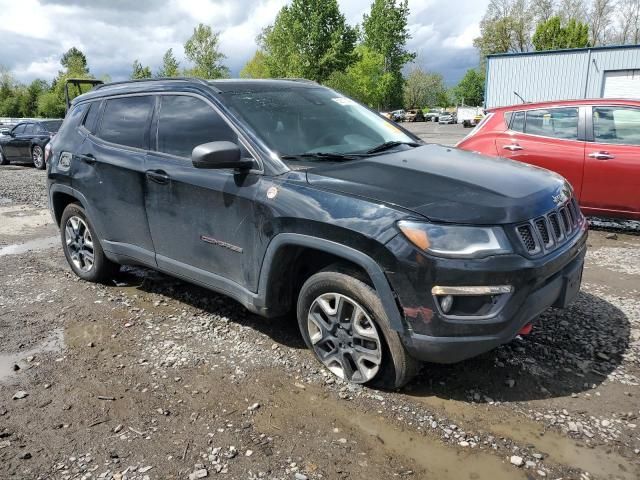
[505,106,583,143]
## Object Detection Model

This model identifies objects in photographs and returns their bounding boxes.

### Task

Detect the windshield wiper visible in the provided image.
[364,141,421,155]
[280,152,361,162]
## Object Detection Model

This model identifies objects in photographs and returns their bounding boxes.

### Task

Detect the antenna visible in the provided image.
[514,91,527,104]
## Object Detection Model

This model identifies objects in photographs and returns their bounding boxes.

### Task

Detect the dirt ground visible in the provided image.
[0,166,639,480]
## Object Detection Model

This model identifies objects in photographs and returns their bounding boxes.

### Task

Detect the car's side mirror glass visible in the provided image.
[191,141,253,171]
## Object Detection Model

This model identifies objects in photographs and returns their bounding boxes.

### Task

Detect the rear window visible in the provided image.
[83,102,101,133]
[510,111,525,132]
[524,108,578,140]
[41,120,63,132]
[98,96,153,149]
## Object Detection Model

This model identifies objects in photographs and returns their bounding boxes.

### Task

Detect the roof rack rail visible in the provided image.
[93,77,212,90]
[276,78,318,85]
[65,78,104,111]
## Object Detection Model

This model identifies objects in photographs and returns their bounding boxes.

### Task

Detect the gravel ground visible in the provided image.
[1,165,639,480]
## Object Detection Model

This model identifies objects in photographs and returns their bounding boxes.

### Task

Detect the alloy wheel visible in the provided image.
[32,146,44,168]
[307,292,382,383]
[64,216,95,272]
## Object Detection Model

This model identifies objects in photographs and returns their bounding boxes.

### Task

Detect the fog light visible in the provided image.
[440,295,454,314]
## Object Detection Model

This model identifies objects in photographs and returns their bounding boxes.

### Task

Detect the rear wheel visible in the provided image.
[297,270,419,389]
[60,203,119,282]
[32,145,45,169]
[0,147,8,165]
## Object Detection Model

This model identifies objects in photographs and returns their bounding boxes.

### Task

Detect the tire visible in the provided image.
[32,145,45,169]
[0,147,8,165]
[297,269,420,389]
[60,203,119,283]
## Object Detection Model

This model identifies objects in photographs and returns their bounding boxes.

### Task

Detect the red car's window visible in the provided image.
[593,107,640,145]
[525,108,578,140]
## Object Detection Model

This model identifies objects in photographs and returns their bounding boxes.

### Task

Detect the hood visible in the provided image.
[305,144,571,225]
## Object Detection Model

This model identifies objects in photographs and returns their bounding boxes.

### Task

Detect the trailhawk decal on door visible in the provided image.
[200,235,243,253]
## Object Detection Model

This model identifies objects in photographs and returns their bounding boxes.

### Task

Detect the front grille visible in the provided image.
[515,198,583,256]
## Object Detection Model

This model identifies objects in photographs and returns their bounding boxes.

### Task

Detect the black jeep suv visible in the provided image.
[47,78,587,388]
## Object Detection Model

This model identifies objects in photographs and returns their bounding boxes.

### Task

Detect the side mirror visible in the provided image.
[192,141,253,170]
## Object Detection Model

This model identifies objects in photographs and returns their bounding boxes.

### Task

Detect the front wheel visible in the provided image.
[297,270,419,389]
[60,203,119,282]
[32,145,45,169]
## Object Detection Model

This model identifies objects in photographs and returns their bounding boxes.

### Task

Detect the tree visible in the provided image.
[362,0,414,108]
[589,0,615,46]
[60,47,89,75]
[19,79,48,117]
[156,48,180,77]
[617,0,640,44]
[325,46,393,109]
[558,0,587,23]
[452,68,485,106]
[532,15,589,50]
[530,0,555,23]
[473,0,534,59]
[131,59,152,79]
[260,0,356,83]
[183,24,229,79]
[240,50,271,78]
[402,67,448,109]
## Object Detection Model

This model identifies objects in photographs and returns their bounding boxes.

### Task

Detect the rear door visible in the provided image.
[20,124,36,158]
[71,95,156,265]
[495,107,586,198]
[581,105,640,218]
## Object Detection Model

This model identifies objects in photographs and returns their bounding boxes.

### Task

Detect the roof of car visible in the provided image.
[72,77,322,104]
[488,98,640,112]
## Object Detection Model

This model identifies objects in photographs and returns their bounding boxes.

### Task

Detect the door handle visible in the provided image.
[503,144,523,151]
[588,151,615,160]
[146,169,170,184]
[77,153,96,165]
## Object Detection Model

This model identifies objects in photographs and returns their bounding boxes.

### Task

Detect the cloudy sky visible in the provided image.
[0,0,489,86]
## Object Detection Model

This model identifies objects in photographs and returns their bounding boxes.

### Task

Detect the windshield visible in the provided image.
[41,120,63,132]
[220,86,416,158]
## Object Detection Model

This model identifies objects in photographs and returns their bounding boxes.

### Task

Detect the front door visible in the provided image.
[582,105,640,218]
[495,107,586,198]
[144,94,263,291]
[71,95,156,264]
[4,124,26,160]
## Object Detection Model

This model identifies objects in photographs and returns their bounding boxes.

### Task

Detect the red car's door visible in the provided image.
[495,107,586,198]
[581,105,640,219]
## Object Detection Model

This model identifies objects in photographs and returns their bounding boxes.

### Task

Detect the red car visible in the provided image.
[457,99,640,220]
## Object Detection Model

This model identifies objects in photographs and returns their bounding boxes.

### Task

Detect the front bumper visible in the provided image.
[386,225,587,364]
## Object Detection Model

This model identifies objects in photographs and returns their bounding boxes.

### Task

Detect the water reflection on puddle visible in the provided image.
[0,328,64,381]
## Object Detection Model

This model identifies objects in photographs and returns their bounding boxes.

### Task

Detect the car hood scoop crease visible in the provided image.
[305,144,569,225]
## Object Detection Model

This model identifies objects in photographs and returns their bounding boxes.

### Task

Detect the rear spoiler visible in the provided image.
[65,78,104,112]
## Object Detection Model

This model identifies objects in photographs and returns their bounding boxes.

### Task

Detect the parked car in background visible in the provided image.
[404,109,425,122]
[438,113,455,124]
[0,119,63,168]
[47,78,586,388]
[457,106,485,128]
[424,111,440,122]
[390,109,406,122]
[457,99,640,220]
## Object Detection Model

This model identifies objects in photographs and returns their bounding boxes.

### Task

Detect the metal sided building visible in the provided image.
[485,44,640,108]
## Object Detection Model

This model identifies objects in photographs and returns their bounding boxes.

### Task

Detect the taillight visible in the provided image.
[44,141,53,164]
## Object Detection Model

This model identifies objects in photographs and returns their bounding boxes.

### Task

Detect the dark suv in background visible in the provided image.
[0,119,62,168]
[47,78,587,388]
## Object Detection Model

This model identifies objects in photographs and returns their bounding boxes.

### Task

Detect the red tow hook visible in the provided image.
[518,323,533,335]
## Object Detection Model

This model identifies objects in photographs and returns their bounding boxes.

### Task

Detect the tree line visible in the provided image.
[1,0,639,119]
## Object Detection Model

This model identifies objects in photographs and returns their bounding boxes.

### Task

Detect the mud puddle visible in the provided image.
[0,235,59,256]
[411,395,638,479]
[0,328,64,382]
[259,382,524,480]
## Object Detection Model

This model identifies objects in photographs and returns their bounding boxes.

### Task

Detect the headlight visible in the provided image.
[398,221,512,258]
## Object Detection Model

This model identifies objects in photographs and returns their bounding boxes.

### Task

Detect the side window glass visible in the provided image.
[593,107,640,145]
[510,111,525,132]
[98,96,153,149]
[525,108,578,140]
[83,101,101,133]
[157,95,238,158]
[23,124,34,134]
[13,125,25,135]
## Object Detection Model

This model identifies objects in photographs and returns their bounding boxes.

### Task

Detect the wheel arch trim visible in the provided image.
[257,233,404,332]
